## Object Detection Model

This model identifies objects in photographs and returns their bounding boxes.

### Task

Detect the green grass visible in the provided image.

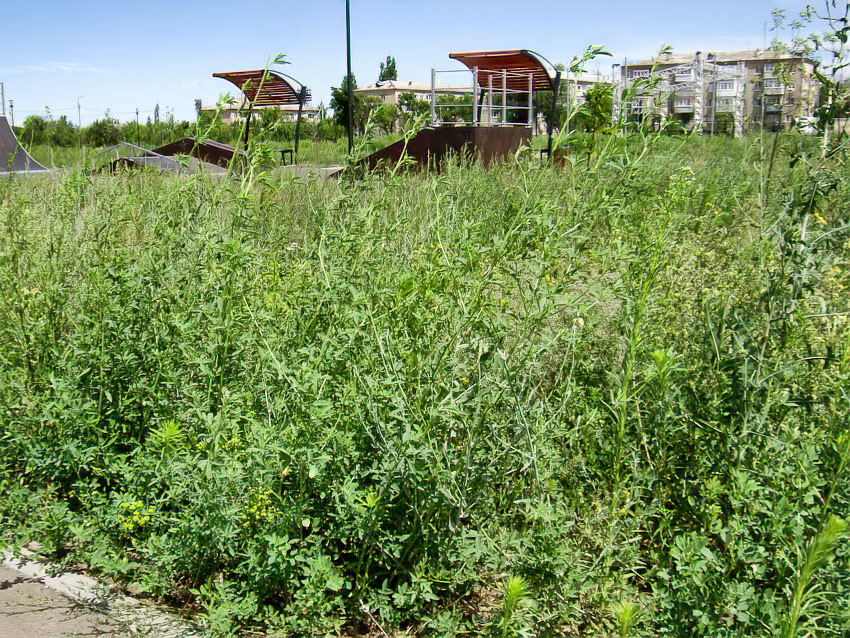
[27,136,385,170]
[0,132,848,637]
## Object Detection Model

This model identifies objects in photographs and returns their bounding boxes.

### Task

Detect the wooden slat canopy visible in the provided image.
[448,49,557,92]
[212,69,311,106]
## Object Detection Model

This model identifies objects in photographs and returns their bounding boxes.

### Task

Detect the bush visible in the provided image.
[84,118,121,147]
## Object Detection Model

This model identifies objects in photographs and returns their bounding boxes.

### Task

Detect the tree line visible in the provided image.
[15,55,617,149]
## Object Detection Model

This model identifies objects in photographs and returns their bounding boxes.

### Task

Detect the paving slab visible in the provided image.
[2,550,202,638]
[0,565,131,638]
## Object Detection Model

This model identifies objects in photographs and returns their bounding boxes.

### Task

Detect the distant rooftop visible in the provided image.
[201,99,319,111]
[621,48,815,67]
[355,80,468,92]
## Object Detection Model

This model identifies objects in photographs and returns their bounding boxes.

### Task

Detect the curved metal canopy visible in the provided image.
[448,49,557,92]
[212,69,311,106]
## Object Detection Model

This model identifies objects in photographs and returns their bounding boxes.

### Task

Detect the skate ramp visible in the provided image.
[359,126,531,172]
[153,137,244,169]
[0,116,47,172]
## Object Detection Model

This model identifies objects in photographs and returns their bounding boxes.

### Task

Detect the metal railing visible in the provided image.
[430,67,535,127]
[94,142,187,172]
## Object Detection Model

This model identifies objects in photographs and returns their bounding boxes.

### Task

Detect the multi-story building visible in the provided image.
[199,100,321,125]
[564,71,612,106]
[353,79,470,105]
[613,49,820,135]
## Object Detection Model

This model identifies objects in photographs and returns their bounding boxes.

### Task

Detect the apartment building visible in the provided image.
[200,101,321,125]
[564,71,612,106]
[354,80,470,105]
[613,49,820,135]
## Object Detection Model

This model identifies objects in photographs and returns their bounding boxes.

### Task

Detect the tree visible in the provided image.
[373,103,399,135]
[575,84,614,132]
[379,56,398,82]
[398,92,430,126]
[778,2,850,150]
[85,118,121,147]
[533,64,569,132]
[194,99,203,118]
[436,94,474,123]
[330,74,363,131]
[20,115,48,146]
[48,115,77,147]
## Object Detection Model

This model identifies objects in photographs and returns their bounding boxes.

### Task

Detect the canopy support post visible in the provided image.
[243,105,254,149]
[294,86,308,161]
[547,70,561,159]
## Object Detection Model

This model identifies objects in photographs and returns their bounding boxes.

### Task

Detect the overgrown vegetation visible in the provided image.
[3,4,850,634]
[1,120,848,637]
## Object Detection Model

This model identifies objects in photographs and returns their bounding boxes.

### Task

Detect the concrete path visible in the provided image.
[0,565,131,638]
[1,549,202,638]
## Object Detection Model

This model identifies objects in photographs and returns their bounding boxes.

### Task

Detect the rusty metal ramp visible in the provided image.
[96,142,229,176]
[358,126,531,172]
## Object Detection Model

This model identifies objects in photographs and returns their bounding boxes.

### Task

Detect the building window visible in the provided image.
[717,80,734,90]
[675,97,693,106]
[629,69,650,79]
[718,97,734,107]
[763,64,775,75]
[764,78,783,89]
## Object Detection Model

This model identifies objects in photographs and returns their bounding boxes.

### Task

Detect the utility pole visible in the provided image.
[136,108,140,146]
[9,100,13,128]
[77,96,84,147]
[345,0,354,156]
[1,83,5,116]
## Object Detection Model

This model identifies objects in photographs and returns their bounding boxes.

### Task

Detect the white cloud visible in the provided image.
[0,62,107,75]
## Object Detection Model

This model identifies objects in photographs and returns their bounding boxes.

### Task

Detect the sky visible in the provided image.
[0,0,812,126]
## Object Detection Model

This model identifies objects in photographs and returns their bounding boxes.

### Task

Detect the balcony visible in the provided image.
[674,103,695,113]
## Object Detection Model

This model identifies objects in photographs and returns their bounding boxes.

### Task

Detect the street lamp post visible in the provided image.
[77,96,84,147]
[346,0,354,155]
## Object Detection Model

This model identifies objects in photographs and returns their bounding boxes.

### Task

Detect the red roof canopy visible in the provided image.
[212,69,311,106]
[448,49,557,92]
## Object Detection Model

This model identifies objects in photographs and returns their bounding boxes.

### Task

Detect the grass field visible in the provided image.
[27,136,380,170]
[0,131,848,637]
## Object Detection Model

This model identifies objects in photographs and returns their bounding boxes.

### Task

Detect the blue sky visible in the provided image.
[0,0,810,125]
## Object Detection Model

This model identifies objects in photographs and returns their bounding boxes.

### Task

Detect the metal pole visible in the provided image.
[488,73,493,124]
[472,67,479,125]
[9,100,13,128]
[345,0,354,155]
[431,68,436,124]
[528,73,533,127]
[294,86,307,161]
[502,70,507,124]
[546,72,561,158]
[136,108,140,147]
[0,83,4,116]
